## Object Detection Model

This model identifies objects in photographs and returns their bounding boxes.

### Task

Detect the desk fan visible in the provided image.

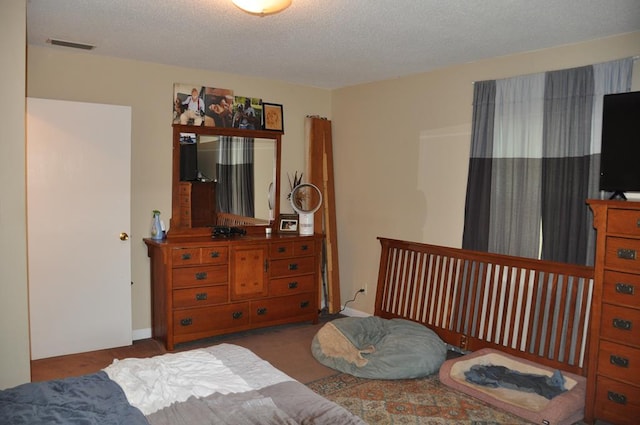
[290,183,322,235]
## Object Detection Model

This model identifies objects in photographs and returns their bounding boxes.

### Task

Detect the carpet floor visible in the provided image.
[307,372,534,424]
[306,373,600,425]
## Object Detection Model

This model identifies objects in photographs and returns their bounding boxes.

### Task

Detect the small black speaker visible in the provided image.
[180,143,198,181]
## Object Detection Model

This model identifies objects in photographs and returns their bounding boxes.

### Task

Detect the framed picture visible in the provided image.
[232,96,262,130]
[203,87,234,128]
[263,102,284,132]
[278,214,298,233]
[173,84,205,126]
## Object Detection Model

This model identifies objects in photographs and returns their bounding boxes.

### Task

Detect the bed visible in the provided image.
[373,237,594,424]
[0,343,365,424]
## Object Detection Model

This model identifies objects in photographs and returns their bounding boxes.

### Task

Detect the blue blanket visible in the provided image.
[0,371,148,424]
[464,364,567,400]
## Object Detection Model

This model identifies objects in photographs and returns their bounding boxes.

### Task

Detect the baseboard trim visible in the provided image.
[132,328,151,341]
[340,307,370,317]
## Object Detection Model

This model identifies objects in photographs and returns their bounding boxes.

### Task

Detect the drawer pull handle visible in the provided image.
[209,251,220,258]
[616,248,636,260]
[257,307,267,315]
[615,282,635,295]
[637,218,640,228]
[195,272,208,280]
[607,391,627,405]
[300,300,310,308]
[195,292,208,301]
[288,281,298,289]
[180,318,193,326]
[300,244,309,251]
[264,259,269,272]
[181,253,192,260]
[232,311,243,319]
[610,355,629,368]
[288,263,298,271]
[613,318,632,330]
[278,247,286,253]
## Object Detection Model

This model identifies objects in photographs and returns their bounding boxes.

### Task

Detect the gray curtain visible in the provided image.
[541,66,594,264]
[216,136,255,217]
[462,80,495,252]
[462,58,633,265]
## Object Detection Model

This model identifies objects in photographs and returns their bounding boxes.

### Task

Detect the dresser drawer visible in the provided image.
[605,237,640,273]
[172,246,228,266]
[179,208,191,226]
[251,293,316,324]
[603,270,640,308]
[172,265,227,288]
[201,247,228,265]
[594,375,640,425]
[293,239,315,256]
[270,256,315,278]
[173,303,250,336]
[607,208,640,238]
[597,340,640,384]
[270,240,316,258]
[173,285,228,308]
[178,182,191,196]
[270,274,315,296]
[172,248,202,265]
[601,303,640,348]
[270,241,296,258]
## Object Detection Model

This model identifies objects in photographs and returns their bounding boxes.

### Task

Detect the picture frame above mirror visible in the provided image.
[263,102,284,132]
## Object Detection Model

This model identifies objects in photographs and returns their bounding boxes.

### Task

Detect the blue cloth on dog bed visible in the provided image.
[311,316,446,379]
[464,364,567,399]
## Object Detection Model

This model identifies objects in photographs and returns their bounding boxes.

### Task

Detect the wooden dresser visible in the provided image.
[144,233,322,350]
[586,200,640,425]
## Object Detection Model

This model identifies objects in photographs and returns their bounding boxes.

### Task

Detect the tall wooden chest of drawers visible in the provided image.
[144,234,322,350]
[586,200,640,424]
[177,181,216,228]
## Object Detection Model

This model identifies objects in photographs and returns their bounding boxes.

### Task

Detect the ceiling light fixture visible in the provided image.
[232,0,292,16]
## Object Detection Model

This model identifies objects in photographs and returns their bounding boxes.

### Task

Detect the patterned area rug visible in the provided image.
[307,373,536,424]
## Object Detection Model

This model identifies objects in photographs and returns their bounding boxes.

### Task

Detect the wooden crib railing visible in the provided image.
[216,212,270,226]
[374,237,594,376]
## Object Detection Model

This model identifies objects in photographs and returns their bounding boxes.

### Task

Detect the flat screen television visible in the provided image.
[599,91,640,199]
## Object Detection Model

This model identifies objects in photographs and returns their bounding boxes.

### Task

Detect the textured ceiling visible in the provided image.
[27,0,640,89]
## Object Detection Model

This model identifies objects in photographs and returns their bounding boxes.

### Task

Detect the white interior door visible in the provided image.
[27,98,132,360]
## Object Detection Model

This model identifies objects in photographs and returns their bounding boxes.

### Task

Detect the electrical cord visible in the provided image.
[339,288,365,313]
[318,288,365,318]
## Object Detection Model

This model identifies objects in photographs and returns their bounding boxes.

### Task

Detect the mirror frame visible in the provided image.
[168,124,282,237]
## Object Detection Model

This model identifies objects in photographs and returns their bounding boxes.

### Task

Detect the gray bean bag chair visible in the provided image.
[311,316,446,379]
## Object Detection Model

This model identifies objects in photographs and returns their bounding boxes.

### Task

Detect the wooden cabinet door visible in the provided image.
[230,244,268,300]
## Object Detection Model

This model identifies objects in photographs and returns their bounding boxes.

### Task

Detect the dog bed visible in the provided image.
[439,348,586,425]
[311,316,446,379]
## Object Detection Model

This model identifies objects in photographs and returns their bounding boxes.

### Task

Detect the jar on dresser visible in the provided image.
[144,233,322,350]
[586,200,640,425]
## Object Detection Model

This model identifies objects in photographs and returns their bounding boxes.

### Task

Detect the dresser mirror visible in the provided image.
[169,124,282,236]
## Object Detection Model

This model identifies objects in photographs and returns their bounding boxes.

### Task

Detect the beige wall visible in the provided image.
[0,0,30,389]
[332,32,640,315]
[26,46,332,335]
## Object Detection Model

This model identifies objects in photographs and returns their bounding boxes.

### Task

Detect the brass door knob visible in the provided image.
[120,232,129,241]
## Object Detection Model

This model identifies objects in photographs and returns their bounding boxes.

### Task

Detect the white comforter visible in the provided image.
[104,343,292,415]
